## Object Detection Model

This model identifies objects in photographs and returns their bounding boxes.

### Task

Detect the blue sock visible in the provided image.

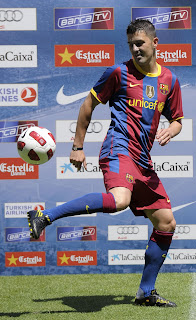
[43,192,116,222]
[139,229,173,297]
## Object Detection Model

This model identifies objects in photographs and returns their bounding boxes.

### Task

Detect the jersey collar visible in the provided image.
[133,59,161,77]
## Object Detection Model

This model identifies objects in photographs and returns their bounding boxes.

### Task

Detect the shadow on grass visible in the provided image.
[0,294,135,317]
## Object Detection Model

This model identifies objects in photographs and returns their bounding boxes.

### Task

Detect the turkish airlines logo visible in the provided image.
[156,44,192,66]
[21,87,37,102]
[4,202,45,218]
[57,250,97,266]
[0,84,38,106]
[0,158,39,180]
[55,44,115,67]
[54,8,114,30]
[0,8,37,31]
[5,251,45,267]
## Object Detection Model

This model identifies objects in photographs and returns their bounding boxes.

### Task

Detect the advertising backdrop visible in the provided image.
[0,0,196,276]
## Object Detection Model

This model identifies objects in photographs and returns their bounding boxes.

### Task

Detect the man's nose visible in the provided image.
[132,44,139,52]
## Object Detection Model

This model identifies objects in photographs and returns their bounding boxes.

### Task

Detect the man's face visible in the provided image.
[127,30,158,67]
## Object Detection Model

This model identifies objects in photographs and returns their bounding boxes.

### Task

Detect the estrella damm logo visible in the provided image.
[146,85,155,99]
[128,98,165,112]
[159,83,169,95]
[126,173,134,183]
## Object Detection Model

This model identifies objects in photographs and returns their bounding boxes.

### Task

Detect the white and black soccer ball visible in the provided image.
[17,126,56,165]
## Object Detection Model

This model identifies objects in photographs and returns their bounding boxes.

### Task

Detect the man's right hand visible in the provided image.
[70,150,87,171]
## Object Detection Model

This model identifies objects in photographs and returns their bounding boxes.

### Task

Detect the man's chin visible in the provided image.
[134,57,146,67]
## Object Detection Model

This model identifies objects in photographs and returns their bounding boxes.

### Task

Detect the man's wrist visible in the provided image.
[72,146,83,151]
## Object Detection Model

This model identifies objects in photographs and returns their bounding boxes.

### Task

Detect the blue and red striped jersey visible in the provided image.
[91,59,183,169]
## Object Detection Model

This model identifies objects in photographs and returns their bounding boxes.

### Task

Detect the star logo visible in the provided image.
[7,254,18,266]
[60,163,74,173]
[59,253,70,265]
[58,47,75,64]
[111,254,120,261]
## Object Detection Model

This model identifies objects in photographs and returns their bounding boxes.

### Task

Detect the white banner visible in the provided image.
[0,45,37,68]
[56,157,102,179]
[0,8,37,31]
[152,155,193,178]
[0,84,38,106]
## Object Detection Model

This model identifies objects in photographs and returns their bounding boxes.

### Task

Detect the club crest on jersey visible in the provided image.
[159,83,169,95]
[126,173,134,183]
[146,85,155,99]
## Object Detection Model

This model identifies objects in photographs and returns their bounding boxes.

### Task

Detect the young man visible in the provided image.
[27,19,183,307]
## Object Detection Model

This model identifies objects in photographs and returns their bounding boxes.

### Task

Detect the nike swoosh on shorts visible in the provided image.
[56,85,89,105]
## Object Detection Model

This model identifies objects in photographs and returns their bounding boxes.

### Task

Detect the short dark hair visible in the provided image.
[127,19,157,38]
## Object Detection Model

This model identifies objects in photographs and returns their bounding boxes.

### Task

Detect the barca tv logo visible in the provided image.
[54,7,114,30]
[132,7,191,29]
[57,226,97,241]
[5,228,45,242]
[0,120,38,142]
[55,44,115,67]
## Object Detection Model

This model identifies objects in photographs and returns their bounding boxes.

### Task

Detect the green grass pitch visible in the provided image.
[0,273,194,320]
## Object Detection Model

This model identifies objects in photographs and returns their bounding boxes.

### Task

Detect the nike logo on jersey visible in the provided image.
[56,85,89,105]
[130,83,140,87]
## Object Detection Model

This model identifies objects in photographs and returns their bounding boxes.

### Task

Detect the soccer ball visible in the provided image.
[17,126,56,165]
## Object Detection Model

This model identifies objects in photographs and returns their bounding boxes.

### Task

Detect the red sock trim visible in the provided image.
[102,192,117,213]
[150,228,173,245]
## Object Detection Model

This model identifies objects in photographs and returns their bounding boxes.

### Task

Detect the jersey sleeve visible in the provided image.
[162,76,184,122]
[90,65,121,104]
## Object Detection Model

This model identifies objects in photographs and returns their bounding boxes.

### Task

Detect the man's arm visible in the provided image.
[70,92,99,170]
[156,119,182,146]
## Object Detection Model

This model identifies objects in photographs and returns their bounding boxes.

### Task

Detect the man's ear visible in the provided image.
[153,37,159,48]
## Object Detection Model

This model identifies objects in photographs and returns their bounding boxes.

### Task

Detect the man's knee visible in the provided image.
[169,217,176,233]
[145,208,176,232]
[109,187,132,211]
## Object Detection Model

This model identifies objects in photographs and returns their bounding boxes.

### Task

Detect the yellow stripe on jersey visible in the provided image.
[90,88,105,104]
[133,59,161,77]
[169,116,184,123]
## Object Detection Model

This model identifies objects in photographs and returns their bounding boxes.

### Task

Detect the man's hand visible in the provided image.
[156,128,172,146]
[70,150,87,171]
[156,120,182,146]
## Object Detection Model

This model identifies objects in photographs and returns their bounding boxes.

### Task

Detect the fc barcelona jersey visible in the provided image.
[91,59,183,169]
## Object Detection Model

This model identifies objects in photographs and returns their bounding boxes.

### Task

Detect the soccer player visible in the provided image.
[27,19,183,307]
